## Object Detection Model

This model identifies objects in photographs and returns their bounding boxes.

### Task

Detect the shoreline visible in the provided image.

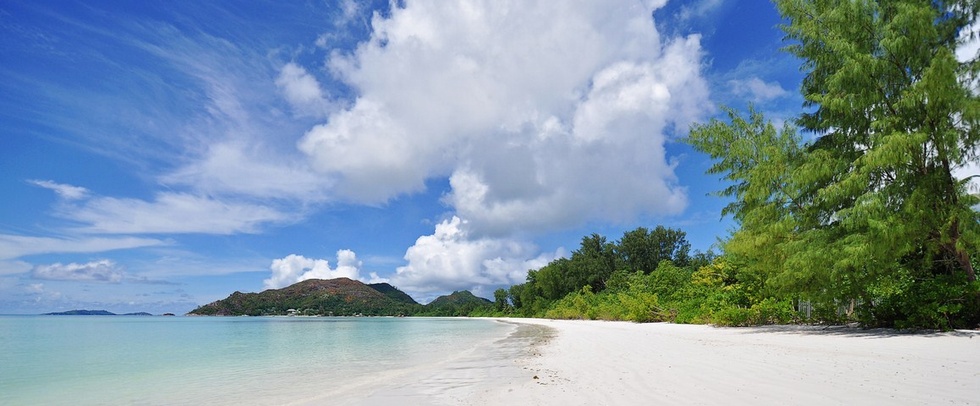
[354,318,977,405]
[316,318,554,405]
[288,317,980,405]
[475,319,980,405]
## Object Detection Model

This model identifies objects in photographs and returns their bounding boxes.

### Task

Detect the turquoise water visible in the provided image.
[0,316,513,405]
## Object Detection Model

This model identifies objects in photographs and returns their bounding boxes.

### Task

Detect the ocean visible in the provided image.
[0,316,517,405]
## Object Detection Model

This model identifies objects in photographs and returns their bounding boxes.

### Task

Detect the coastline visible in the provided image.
[478,319,980,405]
[312,318,554,405]
[349,318,979,405]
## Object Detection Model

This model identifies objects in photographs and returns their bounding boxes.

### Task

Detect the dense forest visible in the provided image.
[479,0,980,330]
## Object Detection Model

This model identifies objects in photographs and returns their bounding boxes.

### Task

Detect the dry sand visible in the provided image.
[327,319,979,405]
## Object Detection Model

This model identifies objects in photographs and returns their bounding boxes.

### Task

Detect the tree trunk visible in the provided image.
[953,246,976,283]
[945,218,976,282]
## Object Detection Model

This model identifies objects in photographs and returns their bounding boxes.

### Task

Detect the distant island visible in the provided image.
[188,277,492,317]
[44,310,155,316]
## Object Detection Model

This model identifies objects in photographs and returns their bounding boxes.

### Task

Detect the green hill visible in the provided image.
[42,310,155,316]
[44,309,116,316]
[187,278,419,316]
[421,290,493,316]
[368,282,418,305]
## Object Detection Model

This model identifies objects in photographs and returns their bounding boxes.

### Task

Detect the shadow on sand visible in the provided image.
[734,324,980,339]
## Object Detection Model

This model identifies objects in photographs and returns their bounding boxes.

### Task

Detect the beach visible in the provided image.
[342,319,980,405]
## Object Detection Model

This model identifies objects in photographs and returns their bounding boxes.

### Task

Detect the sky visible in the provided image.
[0,0,939,314]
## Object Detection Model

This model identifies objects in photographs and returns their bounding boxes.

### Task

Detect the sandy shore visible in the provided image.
[326,318,979,405]
[477,319,980,405]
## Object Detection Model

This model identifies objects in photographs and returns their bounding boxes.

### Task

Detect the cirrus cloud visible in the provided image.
[29,179,90,200]
[62,192,293,235]
[0,234,167,261]
[31,260,126,283]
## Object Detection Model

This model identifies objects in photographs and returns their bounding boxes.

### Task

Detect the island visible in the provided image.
[187,277,492,317]
[43,310,154,316]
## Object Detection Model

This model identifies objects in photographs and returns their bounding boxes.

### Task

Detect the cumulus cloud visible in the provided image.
[264,250,386,289]
[301,0,710,227]
[390,217,561,301]
[31,260,126,283]
[276,62,332,118]
[29,179,89,200]
[728,77,789,103]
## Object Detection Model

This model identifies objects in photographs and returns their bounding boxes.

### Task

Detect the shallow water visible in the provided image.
[0,316,513,405]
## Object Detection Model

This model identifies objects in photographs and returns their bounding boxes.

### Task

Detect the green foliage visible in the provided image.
[711,298,798,327]
[677,0,980,330]
[545,285,667,323]
[188,279,422,317]
[418,290,493,316]
[493,288,509,312]
[497,3,977,330]
[859,274,980,330]
[616,226,692,272]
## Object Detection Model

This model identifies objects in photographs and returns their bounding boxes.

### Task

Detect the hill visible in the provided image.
[368,282,418,305]
[42,310,155,316]
[421,290,493,316]
[44,309,116,316]
[187,278,420,316]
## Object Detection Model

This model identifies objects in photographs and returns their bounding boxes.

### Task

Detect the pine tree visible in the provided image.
[690,0,979,328]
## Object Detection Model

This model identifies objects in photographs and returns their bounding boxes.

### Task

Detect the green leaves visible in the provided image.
[685,0,980,329]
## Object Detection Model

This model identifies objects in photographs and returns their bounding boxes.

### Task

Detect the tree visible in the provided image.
[688,107,804,303]
[778,0,978,281]
[569,234,618,291]
[617,226,693,273]
[508,283,525,309]
[689,0,980,328]
[493,288,509,312]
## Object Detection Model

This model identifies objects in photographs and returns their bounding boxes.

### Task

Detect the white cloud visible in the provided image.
[264,251,386,289]
[954,146,980,199]
[390,217,561,302]
[29,179,89,200]
[62,192,292,235]
[161,141,328,201]
[728,77,789,103]
[0,234,167,260]
[0,260,32,276]
[678,0,724,22]
[955,18,979,197]
[276,62,332,118]
[956,20,978,64]
[300,0,709,232]
[958,19,979,97]
[31,260,126,283]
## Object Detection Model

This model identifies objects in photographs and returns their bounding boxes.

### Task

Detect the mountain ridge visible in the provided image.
[187,278,494,317]
[188,278,421,316]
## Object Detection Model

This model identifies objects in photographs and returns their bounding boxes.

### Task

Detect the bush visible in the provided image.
[862,274,980,330]
[711,298,797,327]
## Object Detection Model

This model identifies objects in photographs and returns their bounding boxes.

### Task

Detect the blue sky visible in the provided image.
[0,0,808,314]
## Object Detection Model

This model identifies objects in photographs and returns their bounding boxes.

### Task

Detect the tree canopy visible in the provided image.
[688,0,979,329]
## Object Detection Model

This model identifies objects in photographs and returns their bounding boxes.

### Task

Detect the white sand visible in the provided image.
[477,319,980,405]
[320,319,980,405]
